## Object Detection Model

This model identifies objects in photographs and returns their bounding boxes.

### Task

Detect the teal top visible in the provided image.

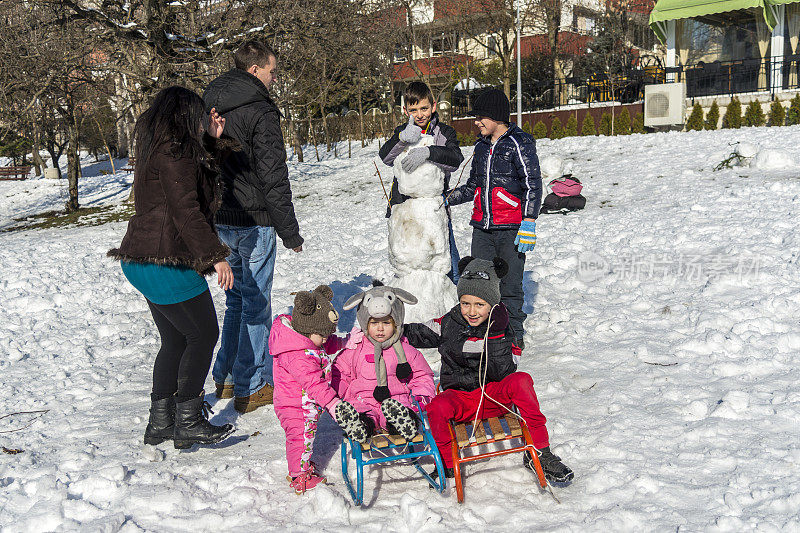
[121,261,208,305]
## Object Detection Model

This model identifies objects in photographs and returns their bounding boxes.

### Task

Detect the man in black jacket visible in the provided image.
[203,40,303,414]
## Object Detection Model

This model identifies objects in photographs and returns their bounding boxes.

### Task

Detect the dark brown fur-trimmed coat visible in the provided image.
[108,135,238,275]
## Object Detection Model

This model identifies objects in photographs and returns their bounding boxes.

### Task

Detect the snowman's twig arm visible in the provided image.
[441,152,475,208]
[374,161,391,207]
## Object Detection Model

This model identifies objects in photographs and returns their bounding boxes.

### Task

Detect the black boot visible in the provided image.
[144,396,175,445]
[173,396,234,449]
[430,466,455,479]
[524,447,574,483]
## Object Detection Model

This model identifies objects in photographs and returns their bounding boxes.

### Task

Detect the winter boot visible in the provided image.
[289,470,327,495]
[381,398,418,440]
[524,447,574,483]
[214,382,234,399]
[429,466,455,479]
[143,395,175,445]
[334,401,369,443]
[234,382,273,414]
[173,396,234,449]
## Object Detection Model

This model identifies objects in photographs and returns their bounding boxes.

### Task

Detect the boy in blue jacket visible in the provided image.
[445,89,542,349]
[379,81,465,282]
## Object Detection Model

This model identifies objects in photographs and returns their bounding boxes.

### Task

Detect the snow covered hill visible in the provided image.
[1,126,799,531]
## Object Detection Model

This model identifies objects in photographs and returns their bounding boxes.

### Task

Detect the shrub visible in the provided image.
[704,101,719,130]
[744,100,765,127]
[599,112,613,135]
[457,131,476,146]
[549,117,564,139]
[522,121,533,135]
[631,112,645,134]
[686,103,704,131]
[532,121,548,139]
[722,97,742,129]
[565,115,578,137]
[768,100,785,126]
[786,94,800,125]
[581,114,597,136]
[613,109,631,135]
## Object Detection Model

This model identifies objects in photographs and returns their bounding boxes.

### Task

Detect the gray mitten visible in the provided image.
[398,116,422,144]
[401,147,430,173]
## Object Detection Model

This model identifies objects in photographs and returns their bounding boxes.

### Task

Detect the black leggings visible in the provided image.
[147,290,219,403]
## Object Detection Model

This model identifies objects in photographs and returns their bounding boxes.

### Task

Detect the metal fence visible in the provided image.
[451,56,800,117]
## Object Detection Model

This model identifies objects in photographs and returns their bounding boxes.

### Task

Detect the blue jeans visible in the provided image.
[447,215,461,284]
[213,225,276,396]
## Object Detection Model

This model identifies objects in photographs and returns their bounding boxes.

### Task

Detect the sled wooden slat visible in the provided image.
[504,414,523,437]
[385,434,406,446]
[371,435,389,448]
[473,420,487,444]
[487,417,505,440]
[454,423,470,448]
[411,433,424,443]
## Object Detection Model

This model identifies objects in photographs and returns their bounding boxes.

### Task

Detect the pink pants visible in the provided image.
[424,372,550,469]
[276,402,322,477]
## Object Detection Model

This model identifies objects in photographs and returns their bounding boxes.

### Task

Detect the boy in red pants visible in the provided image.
[404,256,573,483]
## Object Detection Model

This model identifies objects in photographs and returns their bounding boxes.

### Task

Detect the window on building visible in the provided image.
[432,32,458,56]
[394,44,407,63]
[487,35,498,57]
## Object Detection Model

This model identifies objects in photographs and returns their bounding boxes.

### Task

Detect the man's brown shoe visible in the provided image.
[234,383,274,413]
[215,382,234,399]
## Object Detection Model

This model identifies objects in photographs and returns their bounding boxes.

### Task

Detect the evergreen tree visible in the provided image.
[614,109,631,135]
[549,117,564,139]
[686,103,704,131]
[722,97,742,129]
[705,101,720,130]
[599,112,613,135]
[581,114,597,136]
[532,121,547,139]
[565,115,578,137]
[744,100,765,127]
[768,100,785,126]
[631,112,645,134]
[786,94,800,125]
[522,121,533,135]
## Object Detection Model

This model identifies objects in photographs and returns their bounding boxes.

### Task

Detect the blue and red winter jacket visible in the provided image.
[448,124,542,230]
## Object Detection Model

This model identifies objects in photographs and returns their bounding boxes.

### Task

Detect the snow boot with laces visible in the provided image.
[381,398,418,440]
[143,395,175,445]
[289,470,327,495]
[173,396,234,449]
[524,447,574,483]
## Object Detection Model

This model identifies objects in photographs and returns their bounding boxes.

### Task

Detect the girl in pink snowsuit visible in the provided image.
[332,323,434,435]
[269,285,359,494]
[332,282,435,440]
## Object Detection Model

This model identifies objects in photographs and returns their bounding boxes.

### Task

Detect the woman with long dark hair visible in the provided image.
[110,86,237,449]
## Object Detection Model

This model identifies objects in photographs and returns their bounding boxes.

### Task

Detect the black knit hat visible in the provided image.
[456,256,509,308]
[470,89,510,123]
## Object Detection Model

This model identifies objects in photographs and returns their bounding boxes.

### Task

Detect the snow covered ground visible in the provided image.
[1,126,799,531]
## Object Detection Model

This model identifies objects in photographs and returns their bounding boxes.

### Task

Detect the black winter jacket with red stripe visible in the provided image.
[404,303,518,392]
[447,124,542,229]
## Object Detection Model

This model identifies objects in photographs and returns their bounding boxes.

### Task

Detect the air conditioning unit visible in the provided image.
[644,83,686,127]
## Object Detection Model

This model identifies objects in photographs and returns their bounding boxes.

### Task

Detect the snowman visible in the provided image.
[387,136,458,323]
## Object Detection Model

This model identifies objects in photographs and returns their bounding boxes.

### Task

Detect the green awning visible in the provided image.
[649,0,780,43]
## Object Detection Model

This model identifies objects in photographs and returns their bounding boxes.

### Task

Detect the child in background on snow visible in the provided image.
[331,282,435,442]
[268,285,374,494]
[379,81,465,282]
[444,89,542,351]
[404,257,573,484]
